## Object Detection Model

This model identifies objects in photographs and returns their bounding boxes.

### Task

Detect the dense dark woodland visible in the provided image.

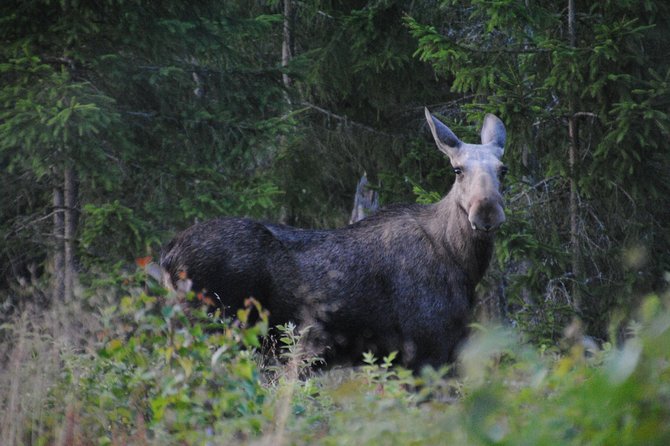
[1,1,669,344]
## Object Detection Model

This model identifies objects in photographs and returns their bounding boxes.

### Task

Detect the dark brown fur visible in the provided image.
[161,110,507,371]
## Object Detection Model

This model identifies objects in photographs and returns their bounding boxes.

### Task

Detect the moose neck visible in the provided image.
[431,191,495,286]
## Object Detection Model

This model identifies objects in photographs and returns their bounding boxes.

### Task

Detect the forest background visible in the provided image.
[1,1,669,444]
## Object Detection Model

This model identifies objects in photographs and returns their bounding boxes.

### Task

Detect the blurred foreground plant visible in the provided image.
[71,289,270,444]
[2,269,669,445]
[457,294,670,446]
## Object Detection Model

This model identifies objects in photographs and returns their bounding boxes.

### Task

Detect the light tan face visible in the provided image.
[425,109,507,233]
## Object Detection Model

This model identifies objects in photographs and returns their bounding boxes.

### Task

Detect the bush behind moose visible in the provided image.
[161,109,508,371]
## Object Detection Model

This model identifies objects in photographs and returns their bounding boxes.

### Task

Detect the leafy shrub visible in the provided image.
[456,296,670,445]
[75,291,269,444]
[1,270,669,445]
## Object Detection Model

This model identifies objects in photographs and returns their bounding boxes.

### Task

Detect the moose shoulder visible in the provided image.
[161,109,507,371]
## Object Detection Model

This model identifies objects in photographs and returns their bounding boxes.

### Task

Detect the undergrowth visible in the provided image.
[1,268,669,445]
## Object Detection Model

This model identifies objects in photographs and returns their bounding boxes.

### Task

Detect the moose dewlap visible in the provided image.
[161,109,507,372]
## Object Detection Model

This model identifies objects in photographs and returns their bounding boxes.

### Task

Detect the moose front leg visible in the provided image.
[400,293,472,372]
[402,323,469,372]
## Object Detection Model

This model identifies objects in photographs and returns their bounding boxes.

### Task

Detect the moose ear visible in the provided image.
[480,114,506,153]
[425,107,461,158]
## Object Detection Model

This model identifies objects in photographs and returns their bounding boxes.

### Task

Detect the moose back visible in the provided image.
[161,109,507,371]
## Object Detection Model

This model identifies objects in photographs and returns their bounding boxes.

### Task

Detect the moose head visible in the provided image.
[425,108,507,234]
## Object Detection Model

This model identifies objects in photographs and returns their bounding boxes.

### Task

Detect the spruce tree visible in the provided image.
[0,1,287,301]
[408,0,670,340]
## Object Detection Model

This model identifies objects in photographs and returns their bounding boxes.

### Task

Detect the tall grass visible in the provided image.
[0,301,101,445]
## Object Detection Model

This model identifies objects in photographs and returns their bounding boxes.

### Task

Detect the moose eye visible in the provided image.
[499,165,509,178]
[453,167,463,175]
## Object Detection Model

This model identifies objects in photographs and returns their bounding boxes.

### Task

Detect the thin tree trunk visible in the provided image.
[568,116,581,302]
[282,0,294,90]
[278,0,295,224]
[568,0,576,47]
[567,0,582,308]
[52,182,65,302]
[64,167,78,301]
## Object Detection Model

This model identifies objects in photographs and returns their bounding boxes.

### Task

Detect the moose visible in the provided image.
[161,108,507,371]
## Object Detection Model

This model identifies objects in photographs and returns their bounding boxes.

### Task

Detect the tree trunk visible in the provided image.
[568,115,581,304]
[278,0,295,223]
[52,182,65,302]
[63,167,78,301]
[567,0,582,309]
[282,0,294,90]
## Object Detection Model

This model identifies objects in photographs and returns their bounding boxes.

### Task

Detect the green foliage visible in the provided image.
[408,0,670,341]
[273,322,325,372]
[176,177,283,222]
[0,0,288,281]
[272,1,456,226]
[80,201,154,264]
[1,0,669,442]
[1,0,669,403]
[312,294,670,445]
[0,50,125,176]
[2,270,670,444]
[409,178,443,204]
[456,296,670,445]
[70,289,270,443]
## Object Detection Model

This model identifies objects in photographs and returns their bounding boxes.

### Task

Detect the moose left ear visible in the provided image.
[425,107,462,159]
[480,114,506,153]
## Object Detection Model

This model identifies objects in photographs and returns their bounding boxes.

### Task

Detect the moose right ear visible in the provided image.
[425,107,461,158]
[480,113,506,152]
